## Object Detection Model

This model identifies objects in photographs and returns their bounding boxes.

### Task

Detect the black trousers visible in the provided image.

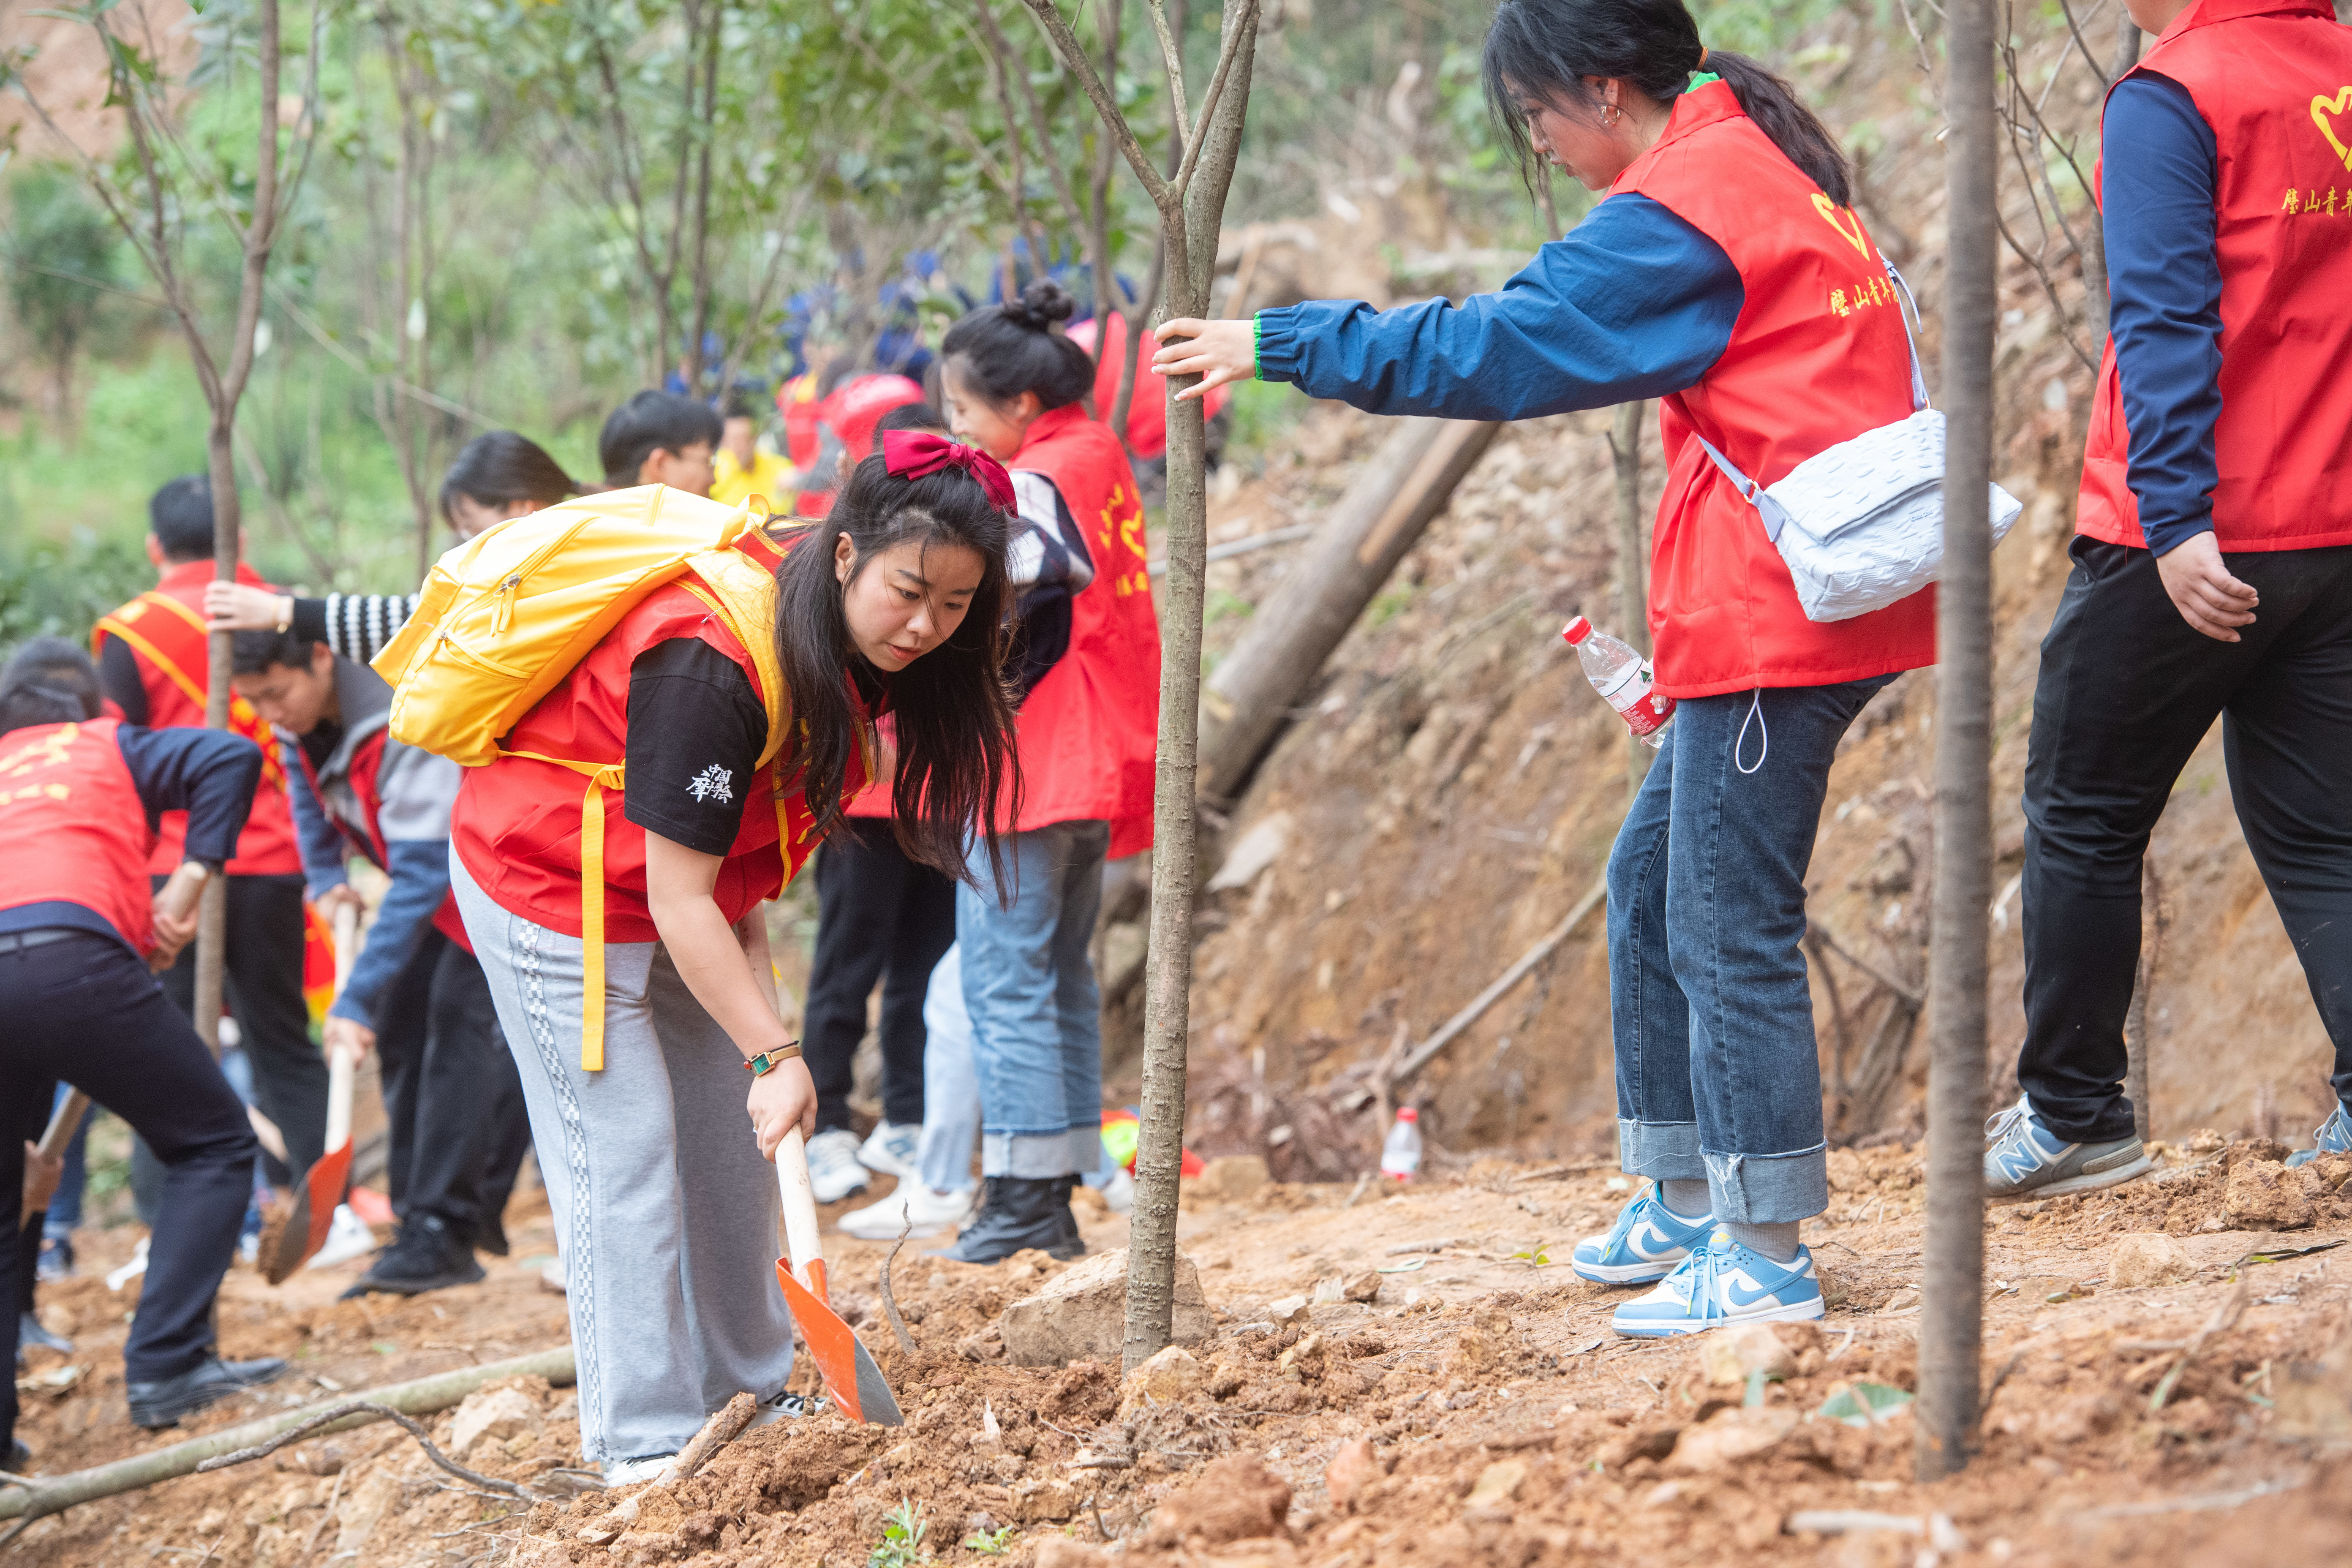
[804,827,958,1132]
[376,928,506,1244]
[1,930,255,1452]
[2020,538,2352,1141]
[154,873,329,1179]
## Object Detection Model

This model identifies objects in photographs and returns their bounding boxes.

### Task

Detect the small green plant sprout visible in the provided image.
[1509,1240,1555,1269]
[867,1498,930,1568]
[961,1524,1018,1555]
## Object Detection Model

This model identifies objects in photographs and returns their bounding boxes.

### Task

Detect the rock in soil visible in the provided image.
[2225,1158,2314,1230]
[2108,1231,2195,1289]
[1120,1344,1206,1415]
[999,1247,1214,1365]
[1150,1452,1293,1546]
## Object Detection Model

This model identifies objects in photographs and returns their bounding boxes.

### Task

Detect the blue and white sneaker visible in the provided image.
[1983,1093,2150,1201]
[1610,1230,1825,1337]
[2286,1102,2352,1169]
[1571,1184,1715,1285]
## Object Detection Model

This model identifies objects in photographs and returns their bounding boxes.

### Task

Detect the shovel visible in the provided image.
[261,902,363,1285]
[774,1127,903,1425]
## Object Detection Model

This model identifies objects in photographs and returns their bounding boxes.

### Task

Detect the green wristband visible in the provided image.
[1251,313,1263,379]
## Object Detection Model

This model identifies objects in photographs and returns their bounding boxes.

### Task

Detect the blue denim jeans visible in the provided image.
[958,821,1110,1179]
[1606,674,1895,1224]
[915,944,981,1195]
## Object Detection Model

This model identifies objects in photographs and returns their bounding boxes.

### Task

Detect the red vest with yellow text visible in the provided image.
[93,560,301,874]
[1615,81,1938,697]
[1004,405,1160,857]
[0,719,160,954]
[452,540,864,941]
[2078,0,2352,552]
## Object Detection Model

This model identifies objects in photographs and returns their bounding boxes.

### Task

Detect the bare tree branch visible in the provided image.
[1021,0,1171,207]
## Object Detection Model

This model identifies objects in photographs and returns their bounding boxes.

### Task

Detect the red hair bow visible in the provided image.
[880,429,1016,511]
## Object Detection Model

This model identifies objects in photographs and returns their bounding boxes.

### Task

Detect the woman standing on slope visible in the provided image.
[446,453,1021,1476]
[1154,0,1932,1337]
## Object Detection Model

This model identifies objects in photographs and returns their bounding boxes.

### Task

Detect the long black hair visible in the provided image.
[770,455,1021,893]
[1482,0,1851,207]
[438,432,580,525]
[0,637,102,738]
[939,278,1096,411]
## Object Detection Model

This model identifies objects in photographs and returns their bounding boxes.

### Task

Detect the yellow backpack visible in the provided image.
[371,484,792,1068]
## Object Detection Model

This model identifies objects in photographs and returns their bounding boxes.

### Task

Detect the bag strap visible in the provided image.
[1696,255,1927,540]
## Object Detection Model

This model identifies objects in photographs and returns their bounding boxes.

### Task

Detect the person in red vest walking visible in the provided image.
[934,279,1161,1263]
[0,641,284,1452]
[1984,0,2352,1196]
[93,476,329,1194]
[1154,0,1930,1333]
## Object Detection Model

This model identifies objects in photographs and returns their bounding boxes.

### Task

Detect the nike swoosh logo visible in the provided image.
[1724,1278,1780,1309]
[1630,1223,1677,1257]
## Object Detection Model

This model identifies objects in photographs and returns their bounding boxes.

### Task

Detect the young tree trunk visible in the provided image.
[1917,0,1999,1482]
[1608,400,1651,800]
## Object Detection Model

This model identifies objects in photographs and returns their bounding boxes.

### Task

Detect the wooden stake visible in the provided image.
[1917,0,2000,1483]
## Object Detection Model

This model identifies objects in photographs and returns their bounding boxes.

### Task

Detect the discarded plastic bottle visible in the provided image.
[1380,1107,1424,1182]
[1562,615,1674,749]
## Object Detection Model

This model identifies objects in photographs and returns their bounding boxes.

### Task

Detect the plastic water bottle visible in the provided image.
[1562,615,1674,749]
[1380,1107,1424,1182]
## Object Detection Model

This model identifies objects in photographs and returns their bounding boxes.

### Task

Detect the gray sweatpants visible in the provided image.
[452,853,793,1466]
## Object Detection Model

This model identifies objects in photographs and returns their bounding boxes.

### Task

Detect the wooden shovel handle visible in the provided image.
[319,901,364,1154]
[35,1090,91,1163]
[776,1128,825,1296]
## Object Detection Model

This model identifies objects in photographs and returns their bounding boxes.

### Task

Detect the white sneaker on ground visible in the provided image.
[601,1453,678,1486]
[838,1183,977,1240]
[1095,1166,1134,1214]
[806,1129,871,1204]
[538,1256,567,1295]
[311,1204,380,1270]
[750,1391,821,1426]
[857,1122,922,1179]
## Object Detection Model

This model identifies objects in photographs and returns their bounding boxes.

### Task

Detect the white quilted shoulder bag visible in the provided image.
[1693,262,2023,623]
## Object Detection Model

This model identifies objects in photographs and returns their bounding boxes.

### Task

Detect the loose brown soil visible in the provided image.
[11,1146,2349,1567]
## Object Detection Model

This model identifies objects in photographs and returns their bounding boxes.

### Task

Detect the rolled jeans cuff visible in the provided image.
[1703,1143,1828,1225]
[983,1130,1076,1179]
[1617,1118,1705,1182]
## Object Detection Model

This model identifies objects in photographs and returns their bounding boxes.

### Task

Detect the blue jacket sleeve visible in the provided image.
[2102,74,2221,556]
[1252,193,1743,420]
[113,725,261,869]
[283,740,351,899]
[334,838,451,1030]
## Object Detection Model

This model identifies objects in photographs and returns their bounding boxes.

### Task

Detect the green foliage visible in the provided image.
[866,1498,930,1568]
[1508,1240,1555,1268]
[961,1525,1017,1556]
[3,166,124,404]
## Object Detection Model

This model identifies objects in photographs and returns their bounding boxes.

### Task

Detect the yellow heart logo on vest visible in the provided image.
[1811,194,1872,257]
[2314,88,2352,169]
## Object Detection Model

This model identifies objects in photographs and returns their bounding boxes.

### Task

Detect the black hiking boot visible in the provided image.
[476,1211,511,1258]
[127,1355,287,1429]
[929,1177,1084,1265]
[340,1214,486,1299]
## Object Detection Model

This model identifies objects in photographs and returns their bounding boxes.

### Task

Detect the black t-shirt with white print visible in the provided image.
[623,637,766,857]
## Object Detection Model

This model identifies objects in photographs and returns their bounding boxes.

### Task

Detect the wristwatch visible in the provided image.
[744,1042,803,1077]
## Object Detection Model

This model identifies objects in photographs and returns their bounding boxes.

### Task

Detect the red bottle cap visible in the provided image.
[1561,616,1592,645]
[1396,1107,1418,1122]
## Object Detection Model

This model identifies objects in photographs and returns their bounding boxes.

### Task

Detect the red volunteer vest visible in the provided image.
[292,728,471,951]
[1614,81,1938,697]
[2078,0,2352,552]
[452,539,861,941]
[0,719,160,954]
[93,560,302,875]
[1004,405,1161,857]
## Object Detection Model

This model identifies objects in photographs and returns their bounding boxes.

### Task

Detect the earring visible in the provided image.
[1603,103,1622,127]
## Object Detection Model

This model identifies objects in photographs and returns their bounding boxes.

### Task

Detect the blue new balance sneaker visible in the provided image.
[2286,1103,2352,1169]
[1610,1230,1825,1337]
[1983,1093,2150,1200]
[1571,1184,1715,1285]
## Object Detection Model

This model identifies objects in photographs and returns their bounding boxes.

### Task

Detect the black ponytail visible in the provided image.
[939,278,1096,412]
[1481,0,1851,207]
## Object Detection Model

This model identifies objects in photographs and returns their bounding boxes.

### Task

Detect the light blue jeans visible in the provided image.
[915,945,981,1195]
[958,821,1108,1180]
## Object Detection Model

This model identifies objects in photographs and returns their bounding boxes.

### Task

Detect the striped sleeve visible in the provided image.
[319,593,421,664]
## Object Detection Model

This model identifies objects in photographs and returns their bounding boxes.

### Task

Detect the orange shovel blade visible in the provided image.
[776,1260,903,1426]
[261,1142,350,1285]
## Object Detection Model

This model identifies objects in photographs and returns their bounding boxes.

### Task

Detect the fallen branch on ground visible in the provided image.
[196,1401,541,1500]
[0,1345,574,1527]
[1388,874,1608,1089]
[2149,1275,2252,1414]
[662,1392,757,1484]
[879,1224,919,1358]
